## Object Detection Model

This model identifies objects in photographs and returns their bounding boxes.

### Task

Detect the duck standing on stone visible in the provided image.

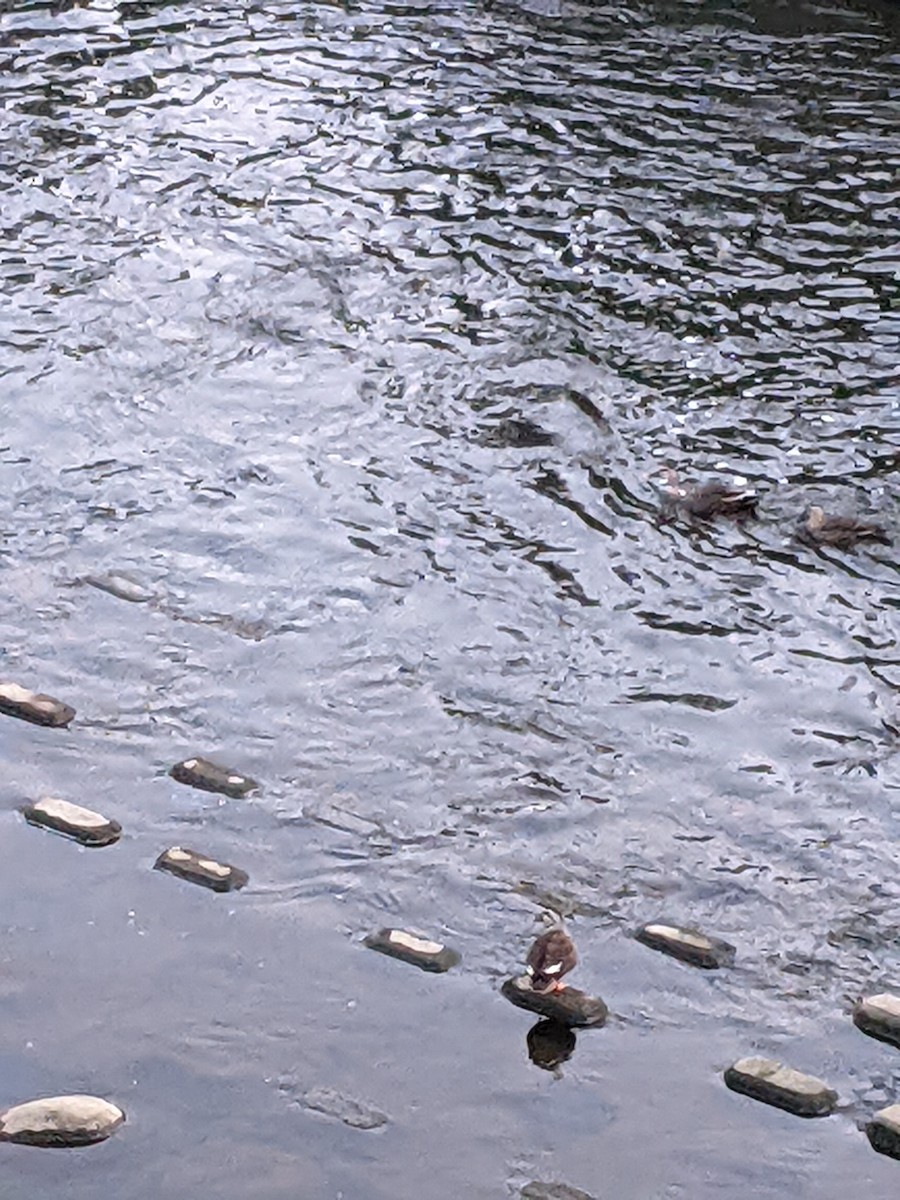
[652,467,758,520]
[799,506,889,550]
[525,927,578,993]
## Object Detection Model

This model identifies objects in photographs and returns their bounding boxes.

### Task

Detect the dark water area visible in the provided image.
[1,0,899,1194]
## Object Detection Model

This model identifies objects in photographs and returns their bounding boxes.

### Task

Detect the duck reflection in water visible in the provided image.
[527,1019,577,1075]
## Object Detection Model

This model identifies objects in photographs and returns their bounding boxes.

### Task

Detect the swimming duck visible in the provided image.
[799,506,889,550]
[652,468,758,520]
[525,928,578,993]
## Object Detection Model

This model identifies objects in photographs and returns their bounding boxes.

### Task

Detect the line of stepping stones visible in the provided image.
[1,678,899,1163]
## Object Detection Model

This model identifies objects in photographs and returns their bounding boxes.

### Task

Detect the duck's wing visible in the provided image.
[686,484,757,518]
[527,930,576,976]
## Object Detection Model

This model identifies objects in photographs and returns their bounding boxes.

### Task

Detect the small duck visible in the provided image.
[651,468,758,520]
[525,928,578,993]
[799,506,889,550]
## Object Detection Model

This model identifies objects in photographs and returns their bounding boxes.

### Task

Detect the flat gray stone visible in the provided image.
[0,682,75,728]
[502,975,608,1028]
[866,1103,900,1160]
[364,928,460,973]
[636,922,735,969]
[154,846,248,892]
[724,1057,837,1117]
[170,757,258,798]
[21,797,122,847]
[0,1094,124,1146]
[853,994,900,1049]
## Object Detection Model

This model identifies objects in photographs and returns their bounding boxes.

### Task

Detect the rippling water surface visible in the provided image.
[1,0,899,1195]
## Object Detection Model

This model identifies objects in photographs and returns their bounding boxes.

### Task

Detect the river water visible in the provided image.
[1,0,899,1195]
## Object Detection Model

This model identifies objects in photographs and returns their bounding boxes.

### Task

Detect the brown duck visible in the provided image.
[525,928,578,993]
[799,506,889,550]
[652,468,758,520]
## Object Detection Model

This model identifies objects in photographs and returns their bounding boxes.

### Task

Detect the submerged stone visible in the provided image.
[21,798,121,847]
[154,846,248,892]
[0,682,75,728]
[853,994,900,1050]
[521,1184,597,1200]
[0,1094,124,1146]
[724,1057,837,1117]
[299,1087,387,1130]
[170,757,258,798]
[636,922,735,969]
[364,928,460,972]
[502,975,608,1028]
[866,1104,900,1161]
[84,572,155,603]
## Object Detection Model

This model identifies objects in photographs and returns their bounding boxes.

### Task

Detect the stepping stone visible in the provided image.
[170,757,258,798]
[21,798,121,847]
[154,846,248,892]
[364,928,460,973]
[0,1094,124,1146]
[636,922,735,969]
[853,994,900,1049]
[0,682,75,728]
[866,1104,900,1161]
[502,975,608,1028]
[724,1057,837,1117]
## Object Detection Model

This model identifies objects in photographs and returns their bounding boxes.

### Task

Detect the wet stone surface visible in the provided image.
[0,1095,124,1147]
[364,928,460,972]
[853,994,900,1049]
[154,847,248,893]
[21,797,122,847]
[0,683,75,728]
[724,1057,837,1118]
[866,1104,900,1161]
[636,923,736,969]
[502,976,608,1028]
[170,758,259,798]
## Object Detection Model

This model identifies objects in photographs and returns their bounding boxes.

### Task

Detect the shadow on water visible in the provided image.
[0,0,899,1195]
